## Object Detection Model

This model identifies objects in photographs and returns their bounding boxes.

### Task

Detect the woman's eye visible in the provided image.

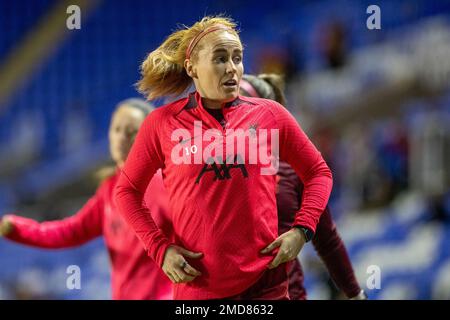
[215,56,226,63]
[233,56,242,63]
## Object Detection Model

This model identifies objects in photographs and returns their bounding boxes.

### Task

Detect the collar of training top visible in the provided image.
[181,91,250,111]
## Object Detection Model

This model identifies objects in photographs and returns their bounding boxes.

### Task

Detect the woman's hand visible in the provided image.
[0,217,13,237]
[162,245,203,284]
[261,228,306,269]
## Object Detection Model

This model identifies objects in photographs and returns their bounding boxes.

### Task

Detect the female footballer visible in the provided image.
[115,16,333,300]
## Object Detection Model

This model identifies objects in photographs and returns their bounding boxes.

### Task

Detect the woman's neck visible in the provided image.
[201,97,223,110]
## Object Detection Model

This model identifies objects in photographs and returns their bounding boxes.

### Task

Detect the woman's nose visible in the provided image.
[226,59,237,74]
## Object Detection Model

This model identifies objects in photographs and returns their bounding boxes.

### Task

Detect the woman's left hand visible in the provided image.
[260,228,306,269]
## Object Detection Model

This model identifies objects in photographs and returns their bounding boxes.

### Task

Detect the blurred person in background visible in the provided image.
[115,15,333,300]
[240,73,365,300]
[0,99,173,300]
[319,20,348,70]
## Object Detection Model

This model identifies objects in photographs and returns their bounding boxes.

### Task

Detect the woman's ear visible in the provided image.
[184,59,197,79]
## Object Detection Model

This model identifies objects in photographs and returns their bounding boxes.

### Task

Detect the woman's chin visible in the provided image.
[221,91,238,101]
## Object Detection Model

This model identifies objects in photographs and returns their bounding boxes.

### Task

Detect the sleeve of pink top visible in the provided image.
[270,101,333,233]
[4,192,103,248]
[114,111,172,267]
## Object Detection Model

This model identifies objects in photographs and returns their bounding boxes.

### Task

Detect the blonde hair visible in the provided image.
[137,15,239,100]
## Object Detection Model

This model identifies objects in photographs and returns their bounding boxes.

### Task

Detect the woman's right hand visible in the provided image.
[162,245,203,284]
[0,217,13,237]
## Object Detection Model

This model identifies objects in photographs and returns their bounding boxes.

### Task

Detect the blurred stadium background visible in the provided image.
[0,0,449,299]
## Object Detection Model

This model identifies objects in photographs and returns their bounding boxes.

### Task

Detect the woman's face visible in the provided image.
[109,105,145,167]
[186,30,243,105]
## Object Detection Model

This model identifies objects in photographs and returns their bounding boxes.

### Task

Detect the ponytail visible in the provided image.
[137,15,239,101]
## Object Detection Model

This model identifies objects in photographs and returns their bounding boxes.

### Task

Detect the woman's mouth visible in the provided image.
[223,79,237,88]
